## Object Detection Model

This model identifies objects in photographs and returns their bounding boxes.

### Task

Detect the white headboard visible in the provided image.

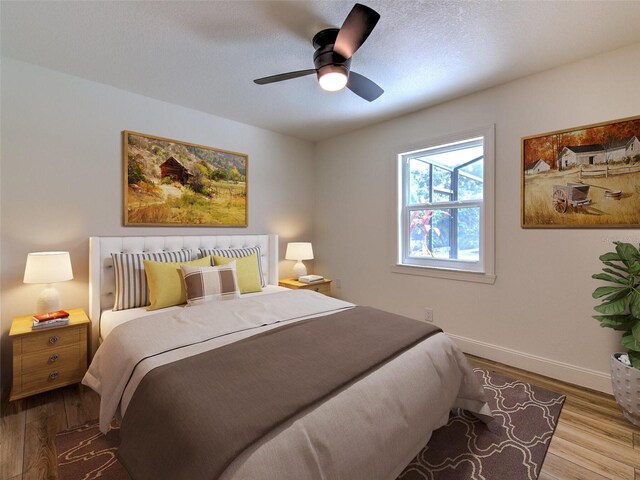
[89,234,278,354]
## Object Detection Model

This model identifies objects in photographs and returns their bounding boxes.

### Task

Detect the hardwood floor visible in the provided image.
[1,356,638,479]
[0,385,100,480]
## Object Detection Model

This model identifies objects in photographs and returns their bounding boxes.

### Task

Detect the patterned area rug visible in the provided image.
[398,369,565,480]
[56,369,564,480]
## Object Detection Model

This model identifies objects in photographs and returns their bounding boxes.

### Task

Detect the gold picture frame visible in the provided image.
[521,115,640,228]
[123,131,248,226]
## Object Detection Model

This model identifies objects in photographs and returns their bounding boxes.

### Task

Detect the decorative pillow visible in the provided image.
[181,262,240,306]
[144,256,212,311]
[200,247,265,287]
[111,250,191,311]
[212,253,262,294]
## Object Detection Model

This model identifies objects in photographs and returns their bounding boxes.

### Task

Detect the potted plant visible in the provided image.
[592,241,640,426]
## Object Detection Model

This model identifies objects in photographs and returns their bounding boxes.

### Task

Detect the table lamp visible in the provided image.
[23,251,73,313]
[285,242,314,279]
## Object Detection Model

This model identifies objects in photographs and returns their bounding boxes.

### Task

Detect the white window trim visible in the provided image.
[393,125,496,284]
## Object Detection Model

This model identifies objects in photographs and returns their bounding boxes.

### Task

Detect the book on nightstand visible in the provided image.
[298,275,325,283]
[32,318,69,329]
[32,310,70,329]
[33,310,70,322]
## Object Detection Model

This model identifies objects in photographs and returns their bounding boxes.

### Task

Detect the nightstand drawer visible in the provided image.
[21,343,81,372]
[305,283,331,295]
[21,363,83,393]
[19,325,83,353]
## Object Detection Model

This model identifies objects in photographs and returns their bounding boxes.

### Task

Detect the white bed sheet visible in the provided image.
[99,285,288,339]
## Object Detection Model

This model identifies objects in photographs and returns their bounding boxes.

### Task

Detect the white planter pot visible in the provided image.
[610,353,640,427]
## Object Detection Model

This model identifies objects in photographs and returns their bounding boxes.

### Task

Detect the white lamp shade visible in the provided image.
[24,251,74,284]
[285,242,314,261]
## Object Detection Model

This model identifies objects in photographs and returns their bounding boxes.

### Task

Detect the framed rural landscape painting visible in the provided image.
[123,131,247,226]
[521,115,640,228]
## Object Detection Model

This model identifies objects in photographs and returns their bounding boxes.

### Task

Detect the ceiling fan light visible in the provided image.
[318,66,348,92]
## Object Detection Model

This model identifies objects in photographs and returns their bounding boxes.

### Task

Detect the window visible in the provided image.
[396,126,495,282]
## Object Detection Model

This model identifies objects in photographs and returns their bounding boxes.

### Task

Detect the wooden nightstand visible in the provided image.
[10,308,90,401]
[279,278,332,296]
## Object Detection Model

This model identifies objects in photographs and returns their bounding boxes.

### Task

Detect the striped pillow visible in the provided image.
[111,250,191,311]
[181,262,240,306]
[199,247,265,287]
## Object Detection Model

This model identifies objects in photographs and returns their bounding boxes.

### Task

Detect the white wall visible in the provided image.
[313,42,640,393]
[0,58,315,393]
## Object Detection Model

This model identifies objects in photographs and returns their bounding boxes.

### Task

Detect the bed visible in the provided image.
[84,234,492,480]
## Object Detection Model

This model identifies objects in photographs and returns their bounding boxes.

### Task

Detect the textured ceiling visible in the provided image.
[3,1,640,142]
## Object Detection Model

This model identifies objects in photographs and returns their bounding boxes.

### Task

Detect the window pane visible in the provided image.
[457,207,480,261]
[460,158,483,177]
[422,144,483,168]
[458,157,483,201]
[408,209,432,257]
[409,207,480,261]
[458,174,483,200]
[431,209,452,259]
[433,190,452,202]
[408,209,451,259]
[408,159,430,204]
[433,166,451,193]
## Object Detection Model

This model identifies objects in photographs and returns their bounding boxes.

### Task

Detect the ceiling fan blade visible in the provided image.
[333,3,380,59]
[254,69,316,85]
[347,71,383,102]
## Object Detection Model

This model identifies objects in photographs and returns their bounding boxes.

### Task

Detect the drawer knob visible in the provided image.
[314,287,319,291]
[49,354,59,363]
[49,336,59,344]
[49,371,59,380]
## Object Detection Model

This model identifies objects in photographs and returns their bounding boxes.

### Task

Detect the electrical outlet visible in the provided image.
[424,308,434,323]
[334,278,341,289]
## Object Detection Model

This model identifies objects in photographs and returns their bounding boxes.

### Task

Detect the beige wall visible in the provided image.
[3,41,640,397]
[313,42,640,393]
[0,59,315,394]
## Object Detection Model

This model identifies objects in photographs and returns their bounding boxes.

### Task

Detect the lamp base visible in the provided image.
[36,286,61,314]
[293,261,308,279]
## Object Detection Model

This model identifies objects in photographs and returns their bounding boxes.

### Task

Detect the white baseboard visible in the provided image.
[447,333,613,394]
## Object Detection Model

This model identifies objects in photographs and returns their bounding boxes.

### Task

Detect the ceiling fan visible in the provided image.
[253,3,383,102]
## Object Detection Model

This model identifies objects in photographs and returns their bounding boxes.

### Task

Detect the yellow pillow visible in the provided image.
[144,256,212,310]
[213,253,262,294]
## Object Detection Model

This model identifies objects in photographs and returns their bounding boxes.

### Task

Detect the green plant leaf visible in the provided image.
[599,252,620,262]
[603,261,628,273]
[593,315,635,331]
[601,288,632,304]
[592,286,624,299]
[621,330,640,351]
[615,242,640,268]
[631,291,640,318]
[602,268,630,282]
[593,314,631,322]
[602,267,626,279]
[592,273,629,285]
[594,297,627,315]
[633,321,640,344]
[628,350,640,370]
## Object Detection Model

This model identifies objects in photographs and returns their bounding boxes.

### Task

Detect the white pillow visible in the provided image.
[111,250,191,311]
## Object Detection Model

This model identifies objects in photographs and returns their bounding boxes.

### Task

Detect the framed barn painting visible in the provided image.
[123,131,248,226]
[521,115,640,228]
